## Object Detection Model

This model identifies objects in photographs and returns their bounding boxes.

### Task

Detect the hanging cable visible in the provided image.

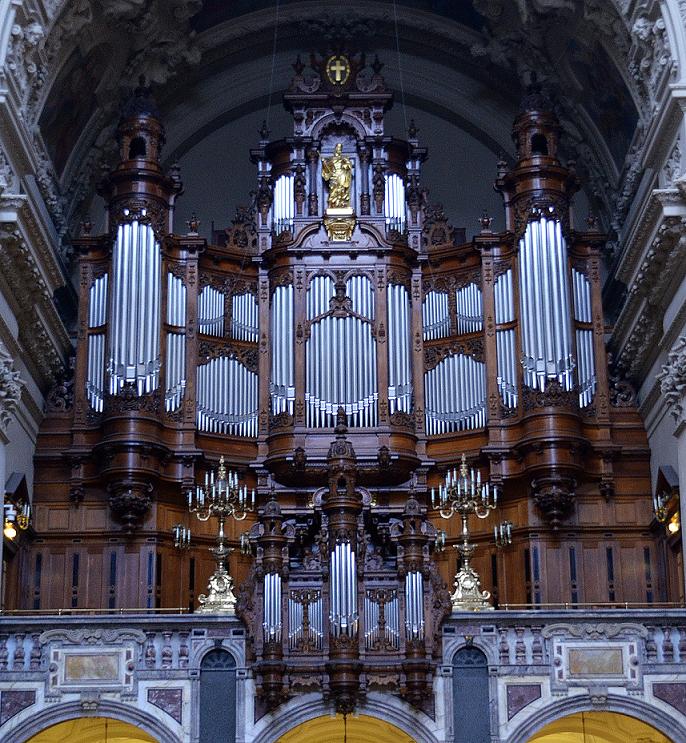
[392,0,408,132]
[265,0,281,131]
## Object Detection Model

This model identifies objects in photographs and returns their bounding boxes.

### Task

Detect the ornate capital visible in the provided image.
[0,341,23,434]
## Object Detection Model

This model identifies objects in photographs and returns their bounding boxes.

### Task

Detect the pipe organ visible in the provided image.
[305,275,378,428]
[271,284,294,416]
[494,268,518,409]
[108,219,162,396]
[86,273,108,412]
[518,215,574,392]
[165,272,186,413]
[572,267,596,408]
[198,285,224,336]
[30,54,663,719]
[196,356,258,436]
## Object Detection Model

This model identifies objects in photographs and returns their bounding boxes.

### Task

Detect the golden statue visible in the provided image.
[322,143,353,209]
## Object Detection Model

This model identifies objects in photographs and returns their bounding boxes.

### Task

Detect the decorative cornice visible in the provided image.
[0,216,69,387]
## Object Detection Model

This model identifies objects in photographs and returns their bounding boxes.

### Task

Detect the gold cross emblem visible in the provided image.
[325,55,350,86]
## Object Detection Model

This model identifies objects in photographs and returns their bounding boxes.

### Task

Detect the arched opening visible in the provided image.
[199,648,236,743]
[277,714,415,743]
[25,717,158,742]
[453,646,490,743]
[527,711,673,742]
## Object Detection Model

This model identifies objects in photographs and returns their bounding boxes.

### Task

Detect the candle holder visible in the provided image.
[494,520,513,548]
[432,453,498,611]
[181,456,255,614]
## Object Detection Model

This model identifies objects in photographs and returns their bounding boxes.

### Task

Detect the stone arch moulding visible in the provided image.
[251,691,441,743]
[508,693,685,743]
[189,638,245,671]
[0,700,179,743]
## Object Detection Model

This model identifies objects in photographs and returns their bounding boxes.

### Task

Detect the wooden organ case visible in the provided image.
[25,57,671,713]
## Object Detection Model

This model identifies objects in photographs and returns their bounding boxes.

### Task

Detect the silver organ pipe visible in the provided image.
[231,292,259,342]
[455,283,483,334]
[288,593,323,651]
[424,353,486,434]
[572,268,596,408]
[273,174,295,235]
[422,290,450,340]
[387,283,412,414]
[518,216,574,391]
[198,285,224,337]
[494,268,517,409]
[404,571,424,641]
[86,274,108,412]
[108,219,161,396]
[364,591,399,650]
[165,272,187,413]
[384,173,406,233]
[270,284,295,415]
[329,541,358,637]
[196,356,258,436]
[263,572,282,642]
[306,275,377,428]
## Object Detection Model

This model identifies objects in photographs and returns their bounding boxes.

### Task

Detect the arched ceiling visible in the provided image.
[30,0,657,241]
[528,710,673,743]
[276,713,415,743]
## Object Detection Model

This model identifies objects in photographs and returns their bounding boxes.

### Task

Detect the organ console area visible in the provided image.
[23,52,674,713]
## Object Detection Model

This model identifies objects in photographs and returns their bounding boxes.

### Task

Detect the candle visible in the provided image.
[431,488,436,507]
[251,488,256,508]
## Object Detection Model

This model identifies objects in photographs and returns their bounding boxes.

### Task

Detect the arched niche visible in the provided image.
[25,716,158,742]
[277,713,415,743]
[199,648,237,743]
[453,646,490,743]
[526,710,673,743]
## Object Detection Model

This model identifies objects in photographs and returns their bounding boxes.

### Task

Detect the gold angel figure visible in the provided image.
[321,143,353,209]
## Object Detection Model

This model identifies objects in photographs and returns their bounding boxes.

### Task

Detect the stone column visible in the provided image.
[0,341,23,608]
[658,335,686,596]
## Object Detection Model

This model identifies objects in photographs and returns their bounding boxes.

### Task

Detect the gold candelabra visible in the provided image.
[432,453,498,611]
[175,456,255,614]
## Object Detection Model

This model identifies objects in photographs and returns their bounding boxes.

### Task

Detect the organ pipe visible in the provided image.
[404,571,424,641]
[270,285,295,415]
[263,572,282,642]
[494,269,518,408]
[422,290,450,340]
[305,275,378,428]
[384,173,406,233]
[165,273,187,413]
[455,283,483,334]
[288,594,323,651]
[198,285,224,337]
[364,592,399,650]
[518,216,574,391]
[231,292,259,342]
[424,353,486,434]
[330,541,358,637]
[387,283,412,414]
[197,356,258,436]
[108,219,161,396]
[572,268,596,407]
[86,274,108,412]
[273,174,295,235]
